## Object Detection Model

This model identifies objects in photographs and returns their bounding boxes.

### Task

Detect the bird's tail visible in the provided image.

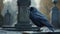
[47,25,55,32]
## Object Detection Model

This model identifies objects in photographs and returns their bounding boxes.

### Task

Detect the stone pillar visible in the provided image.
[51,0,60,29]
[15,0,32,30]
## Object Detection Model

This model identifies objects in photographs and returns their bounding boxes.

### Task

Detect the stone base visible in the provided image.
[2,27,40,31]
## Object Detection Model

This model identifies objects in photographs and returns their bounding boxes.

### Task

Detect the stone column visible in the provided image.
[51,0,60,29]
[15,0,32,30]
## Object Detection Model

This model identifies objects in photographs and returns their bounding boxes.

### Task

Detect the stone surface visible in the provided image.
[51,0,60,29]
[0,29,60,34]
[51,6,60,29]
[15,0,32,29]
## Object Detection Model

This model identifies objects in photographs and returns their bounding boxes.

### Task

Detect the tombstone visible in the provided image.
[15,0,40,31]
[51,0,60,29]
[3,10,12,27]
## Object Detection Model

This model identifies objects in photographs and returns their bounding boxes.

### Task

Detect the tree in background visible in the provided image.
[40,0,53,22]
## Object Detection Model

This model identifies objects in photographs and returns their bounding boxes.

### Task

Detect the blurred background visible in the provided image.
[0,0,60,34]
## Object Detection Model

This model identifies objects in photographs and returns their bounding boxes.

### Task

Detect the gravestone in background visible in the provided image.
[3,10,12,27]
[51,0,60,29]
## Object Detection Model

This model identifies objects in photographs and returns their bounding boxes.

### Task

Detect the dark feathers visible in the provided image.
[29,7,54,31]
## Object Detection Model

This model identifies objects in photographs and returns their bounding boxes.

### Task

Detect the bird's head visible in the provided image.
[29,7,37,12]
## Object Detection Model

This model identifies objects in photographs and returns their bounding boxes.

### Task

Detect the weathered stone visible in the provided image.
[51,0,60,29]
[15,0,32,30]
[15,0,40,31]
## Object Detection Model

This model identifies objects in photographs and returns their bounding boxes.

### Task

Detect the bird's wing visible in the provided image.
[34,12,54,31]
[36,15,54,31]
[34,12,52,27]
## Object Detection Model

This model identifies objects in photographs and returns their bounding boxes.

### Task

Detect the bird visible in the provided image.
[29,7,54,32]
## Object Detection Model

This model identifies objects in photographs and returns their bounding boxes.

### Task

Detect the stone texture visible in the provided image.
[15,0,32,30]
[51,0,60,29]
